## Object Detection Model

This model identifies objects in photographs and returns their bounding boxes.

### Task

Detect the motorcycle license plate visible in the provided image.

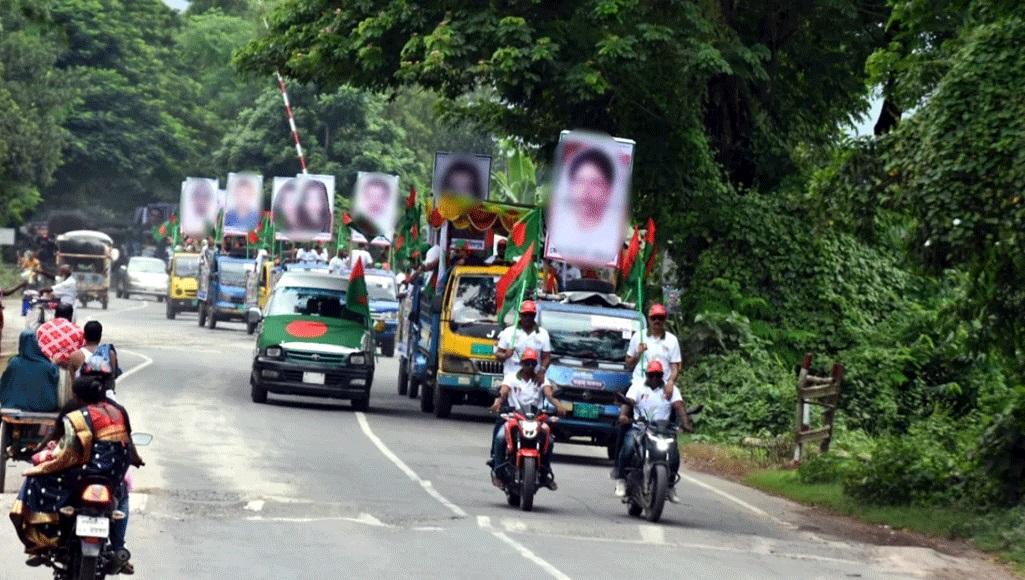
[573,403,601,419]
[75,516,109,538]
[303,372,326,385]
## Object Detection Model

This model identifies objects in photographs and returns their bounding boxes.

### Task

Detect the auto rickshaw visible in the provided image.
[55,230,113,309]
[244,258,280,334]
[166,252,201,319]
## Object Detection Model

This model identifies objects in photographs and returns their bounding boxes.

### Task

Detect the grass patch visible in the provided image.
[743,469,1025,570]
[0,261,23,289]
[679,440,776,480]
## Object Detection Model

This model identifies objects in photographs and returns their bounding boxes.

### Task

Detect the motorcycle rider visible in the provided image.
[36,264,78,307]
[614,360,693,502]
[488,348,565,490]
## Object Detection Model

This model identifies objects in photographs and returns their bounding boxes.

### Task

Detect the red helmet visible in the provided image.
[521,348,539,362]
[646,360,664,374]
[649,304,667,317]
[519,300,537,314]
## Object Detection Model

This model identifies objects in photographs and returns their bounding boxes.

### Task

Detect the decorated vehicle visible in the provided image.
[343,267,400,356]
[166,253,200,319]
[535,296,641,458]
[197,255,253,329]
[56,230,113,309]
[248,271,375,410]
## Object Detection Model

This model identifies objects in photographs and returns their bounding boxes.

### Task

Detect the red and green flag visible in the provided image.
[152,212,181,245]
[345,258,371,319]
[496,242,537,323]
[214,208,225,245]
[507,208,542,262]
[621,219,656,301]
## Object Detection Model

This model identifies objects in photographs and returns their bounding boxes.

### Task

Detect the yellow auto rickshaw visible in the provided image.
[166,253,201,319]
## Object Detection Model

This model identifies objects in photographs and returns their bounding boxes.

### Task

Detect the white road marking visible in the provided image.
[116,349,154,382]
[354,412,467,518]
[677,472,797,529]
[244,500,265,512]
[478,516,573,580]
[246,513,392,527]
[356,413,574,580]
[638,524,666,545]
[503,518,528,533]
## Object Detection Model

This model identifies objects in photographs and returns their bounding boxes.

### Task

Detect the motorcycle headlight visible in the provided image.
[264,346,282,358]
[655,438,671,452]
[349,353,367,366]
[519,420,539,439]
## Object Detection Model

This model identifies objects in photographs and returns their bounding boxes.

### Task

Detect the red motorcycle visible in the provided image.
[497,401,554,512]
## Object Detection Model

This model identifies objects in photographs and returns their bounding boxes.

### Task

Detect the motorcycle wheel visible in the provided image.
[76,554,99,580]
[507,493,520,507]
[628,501,643,517]
[246,321,256,335]
[645,464,669,523]
[519,457,537,512]
[397,357,409,396]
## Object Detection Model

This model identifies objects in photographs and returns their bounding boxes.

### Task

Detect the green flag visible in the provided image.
[507,209,542,261]
[346,258,371,320]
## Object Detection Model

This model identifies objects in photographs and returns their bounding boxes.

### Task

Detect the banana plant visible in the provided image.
[491,145,548,206]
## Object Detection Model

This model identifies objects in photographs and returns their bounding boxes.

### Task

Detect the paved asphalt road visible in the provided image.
[1,297,1014,579]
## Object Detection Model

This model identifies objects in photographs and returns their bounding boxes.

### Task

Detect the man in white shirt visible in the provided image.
[40,265,78,306]
[494,300,552,377]
[349,242,373,269]
[614,360,693,501]
[487,348,565,490]
[327,250,346,275]
[315,243,329,263]
[625,303,681,399]
[413,243,443,290]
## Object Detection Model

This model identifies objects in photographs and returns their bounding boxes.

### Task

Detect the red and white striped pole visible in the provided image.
[263,14,308,174]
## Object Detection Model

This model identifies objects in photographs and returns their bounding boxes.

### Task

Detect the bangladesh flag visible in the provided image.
[346,258,371,319]
[622,219,656,301]
[507,209,541,262]
[496,242,537,324]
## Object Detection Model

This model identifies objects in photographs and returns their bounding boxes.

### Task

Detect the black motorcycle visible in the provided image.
[43,432,152,580]
[621,405,701,523]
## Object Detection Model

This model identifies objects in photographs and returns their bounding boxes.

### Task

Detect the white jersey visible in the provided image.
[502,372,550,411]
[626,382,682,422]
[626,330,681,383]
[496,325,551,376]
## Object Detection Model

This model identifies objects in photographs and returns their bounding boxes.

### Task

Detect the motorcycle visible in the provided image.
[43,432,153,580]
[620,404,702,523]
[23,289,57,331]
[495,400,554,512]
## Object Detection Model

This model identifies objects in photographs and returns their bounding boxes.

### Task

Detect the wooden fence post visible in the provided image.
[793,354,844,463]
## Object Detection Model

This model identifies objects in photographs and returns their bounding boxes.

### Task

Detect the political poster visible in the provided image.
[432,152,491,201]
[180,177,219,238]
[353,171,399,242]
[545,131,634,267]
[285,174,335,242]
[223,172,264,236]
[271,177,299,241]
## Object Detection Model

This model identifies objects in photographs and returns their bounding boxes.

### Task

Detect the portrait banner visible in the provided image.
[223,172,264,236]
[545,131,634,267]
[353,171,399,242]
[290,174,335,242]
[271,176,299,241]
[180,177,219,238]
[432,152,492,202]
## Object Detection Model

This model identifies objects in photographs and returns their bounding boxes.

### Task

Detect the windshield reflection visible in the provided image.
[450,275,499,325]
[541,310,639,363]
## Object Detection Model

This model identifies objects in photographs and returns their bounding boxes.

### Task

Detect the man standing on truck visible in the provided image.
[625,303,680,400]
[494,300,552,378]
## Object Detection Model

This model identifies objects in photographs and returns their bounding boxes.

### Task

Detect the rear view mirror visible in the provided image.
[132,433,153,446]
[430,295,444,314]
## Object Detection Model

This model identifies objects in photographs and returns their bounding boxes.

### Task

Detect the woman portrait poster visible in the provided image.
[283,174,335,242]
[431,153,491,201]
[545,132,633,267]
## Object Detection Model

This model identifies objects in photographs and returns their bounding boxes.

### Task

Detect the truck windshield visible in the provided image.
[219,261,253,286]
[366,275,397,301]
[268,287,353,320]
[174,257,200,277]
[541,310,639,363]
[449,275,499,325]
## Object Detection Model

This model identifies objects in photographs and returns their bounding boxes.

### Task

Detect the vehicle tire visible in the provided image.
[420,382,435,413]
[246,321,256,335]
[351,396,370,412]
[250,374,268,404]
[408,379,420,399]
[519,457,537,512]
[397,357,409,396]
[198,304,207,327]
[382,339,395,358]
[563,279,616,294]
[627,501,643,517]
[507,493,520,507]
[646,464,668,523]
[0,421,9,493]
[76,553,99,580]
[434,386,453,419]
[101,297,108,310]
[207,310,217,329]
[166,301,176,320]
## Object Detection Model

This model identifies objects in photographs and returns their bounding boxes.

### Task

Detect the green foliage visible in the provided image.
[975,388,1025,505]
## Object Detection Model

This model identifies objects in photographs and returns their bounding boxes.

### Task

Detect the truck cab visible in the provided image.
[535,293,641,458]
[402,264,509,418]
[197,254,254,330]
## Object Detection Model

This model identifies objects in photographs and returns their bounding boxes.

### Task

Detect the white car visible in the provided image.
[117,257,169,301]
